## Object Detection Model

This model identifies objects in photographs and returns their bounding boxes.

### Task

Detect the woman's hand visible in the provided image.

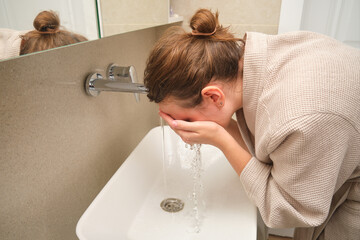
[159,111,228,148]
[159,110,252,176]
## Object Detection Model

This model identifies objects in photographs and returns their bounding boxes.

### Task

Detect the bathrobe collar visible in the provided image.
[238,32,268,136]
[236,32,268,155]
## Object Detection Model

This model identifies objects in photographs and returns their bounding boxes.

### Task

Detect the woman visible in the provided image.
[144,9,360,240]
[0,10,87,60]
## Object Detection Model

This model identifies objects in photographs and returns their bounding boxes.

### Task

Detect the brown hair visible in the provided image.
[144,9,245,107]
[20,11,87,55]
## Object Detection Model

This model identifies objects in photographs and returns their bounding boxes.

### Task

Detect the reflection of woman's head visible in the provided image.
[20,11,87,55]
[144,9,245,108]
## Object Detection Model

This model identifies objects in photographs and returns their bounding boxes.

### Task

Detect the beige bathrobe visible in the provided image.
[0,28,27,60]
[237,31,360,240]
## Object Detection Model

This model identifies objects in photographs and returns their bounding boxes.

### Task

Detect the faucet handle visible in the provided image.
[107,64,140,102]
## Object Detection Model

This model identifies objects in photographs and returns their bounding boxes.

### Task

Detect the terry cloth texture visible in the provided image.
[0,28,27,60]
[237,31,360,240]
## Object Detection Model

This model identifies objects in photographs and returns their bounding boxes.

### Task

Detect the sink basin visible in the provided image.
[76,126,257,240]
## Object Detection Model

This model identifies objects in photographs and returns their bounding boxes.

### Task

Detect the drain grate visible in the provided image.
[160,198,184,212]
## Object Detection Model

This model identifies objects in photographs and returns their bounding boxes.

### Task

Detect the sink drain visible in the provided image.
[160,198,184,212]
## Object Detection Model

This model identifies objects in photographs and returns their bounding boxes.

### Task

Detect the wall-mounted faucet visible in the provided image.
[85,64,148,102]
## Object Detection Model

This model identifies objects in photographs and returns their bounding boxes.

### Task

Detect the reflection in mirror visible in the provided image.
[0,0,99,61]
[0,0,183,61]
[20,11,88,56]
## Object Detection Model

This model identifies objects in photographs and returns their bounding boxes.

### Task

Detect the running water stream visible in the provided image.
[161,119,204,233]
[186,143,202,233]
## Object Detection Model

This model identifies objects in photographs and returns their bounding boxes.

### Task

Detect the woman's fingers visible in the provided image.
[171,120,197,131]
[159,111,196,132]
[159,111,177,128]
[158,110,222,145]
[176,129,197,142]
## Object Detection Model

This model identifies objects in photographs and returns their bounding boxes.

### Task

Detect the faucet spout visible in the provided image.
[88,77,148,94]
[85,65,148,100]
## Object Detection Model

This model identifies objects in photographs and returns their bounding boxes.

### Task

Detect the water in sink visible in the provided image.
[161,118,204,233]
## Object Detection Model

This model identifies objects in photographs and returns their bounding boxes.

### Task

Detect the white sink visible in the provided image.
[76,126,257,240]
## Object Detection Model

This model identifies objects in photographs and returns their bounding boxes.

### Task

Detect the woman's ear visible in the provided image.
[201,86,225,108]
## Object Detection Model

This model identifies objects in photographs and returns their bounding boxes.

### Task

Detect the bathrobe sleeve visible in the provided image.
[240,113,358,228]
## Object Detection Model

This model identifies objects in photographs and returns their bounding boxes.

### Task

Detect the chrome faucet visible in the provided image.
[85,64,148,101]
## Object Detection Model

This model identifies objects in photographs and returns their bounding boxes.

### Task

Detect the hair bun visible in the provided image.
[190,9,219,35]
[33,10,60,33]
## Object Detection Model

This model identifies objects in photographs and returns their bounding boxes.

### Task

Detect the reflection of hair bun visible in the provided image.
[190,9,219,35]
[33,11,60,33]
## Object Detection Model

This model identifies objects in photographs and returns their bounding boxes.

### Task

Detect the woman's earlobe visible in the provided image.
[217,100,225,108]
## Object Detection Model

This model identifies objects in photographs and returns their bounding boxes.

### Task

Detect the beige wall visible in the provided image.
[100,0,169,36]
[171,0,282,37]
[0,29,160,240]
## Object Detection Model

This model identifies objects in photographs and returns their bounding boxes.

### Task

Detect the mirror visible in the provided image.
[0,0,98,61]
[0,0,182,61]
